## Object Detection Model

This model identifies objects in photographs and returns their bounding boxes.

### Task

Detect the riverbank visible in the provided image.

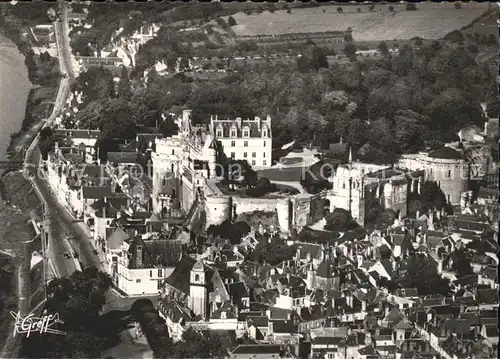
[0,171,42,358]
[7,87,57,162]
[0,14,59,356]
[0,19,59,173]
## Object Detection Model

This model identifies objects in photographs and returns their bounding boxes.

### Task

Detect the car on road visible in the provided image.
[63,252,71,259]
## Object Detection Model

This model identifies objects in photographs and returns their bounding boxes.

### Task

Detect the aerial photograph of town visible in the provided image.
[0,1,498,358]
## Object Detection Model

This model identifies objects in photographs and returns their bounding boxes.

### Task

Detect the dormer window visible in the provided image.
[243,127,250,137]
[262,127,268,137]
[216,130,223,137]
[231,129,236,137]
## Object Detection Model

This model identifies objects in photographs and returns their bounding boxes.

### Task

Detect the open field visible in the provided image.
[229,3,490,42]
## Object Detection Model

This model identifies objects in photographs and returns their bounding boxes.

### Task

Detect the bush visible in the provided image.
[454,2,461,9]
[337,7,343,13]
[207,220,251,244]
[245,187,267,197]
[467,44,478,53]
[256,177,271,189]
[324,208,359,231]
[444,30,464,43]
[378,41,389,55]
[406,3,417,11]
[357,8,362,13]
[389,6,395,12]
[228,16,237,26]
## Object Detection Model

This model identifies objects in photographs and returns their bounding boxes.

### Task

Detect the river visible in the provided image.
[0,33,32,207]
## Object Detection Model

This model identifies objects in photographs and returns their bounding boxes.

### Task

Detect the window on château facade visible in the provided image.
[244,152,248,158]
[244,141,248,147]
[231,152,235,159]
[243,130,249,137]
[158,269,163,277]
[263,141,266,147]
[231,130,236,137]
[231,141,235,147]
[195,274,200,282]
[252,152,256,158]
[263,152,266,158]
[263,130,267,137]
[263,160,267,166]
[252,160,256,166]
[217,130,222,137]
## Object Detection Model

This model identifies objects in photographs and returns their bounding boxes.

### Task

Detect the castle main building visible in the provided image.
[209,115,272,168]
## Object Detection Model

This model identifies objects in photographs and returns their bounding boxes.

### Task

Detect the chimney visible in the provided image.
[416,210,420,219]
[54,141,59,152]
[136,243,143,268]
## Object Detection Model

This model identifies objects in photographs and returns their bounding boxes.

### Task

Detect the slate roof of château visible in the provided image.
[428,146,464,160]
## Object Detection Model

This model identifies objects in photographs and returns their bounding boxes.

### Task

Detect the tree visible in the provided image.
[100,97,138,139]
[297,45,329,72]
[377,41,389,56]
[159,113,179,137]
[418,181,448,212]
[249,239,297,265]
[389,5,395,11]
[467,44,478,54]
[406,3,417,11]
[94,134,120,163]
[207,220,251,245]
[227,16,237,26]
[165,328,226,359]
[485,99,499,119]
[39,136,56,161]
[324,208,359,231]
[449,249,473,277]
[396,254,450,296]
[344,42,357,59]
[337,7,343,13]
[357,7,362,13]
[394,110,429,153]
[444,30,465,44]
[21,267,113,359]
[39,127,56,160]
[117,65,132,99]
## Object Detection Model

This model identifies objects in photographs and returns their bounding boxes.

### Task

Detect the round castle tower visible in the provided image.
[276,198,292,234]
[424,146,469,205]
[205,195,232,227]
